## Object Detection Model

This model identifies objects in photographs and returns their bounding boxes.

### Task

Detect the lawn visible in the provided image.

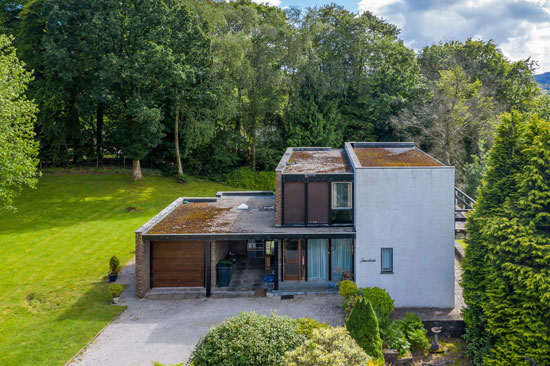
[0,172,238,366]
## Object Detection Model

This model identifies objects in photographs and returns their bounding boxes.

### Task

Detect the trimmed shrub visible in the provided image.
[283,327,374,366]
[108,283,124,298]
[109,255,120,274]
[339,280,358,315]
[190,312,305,366]
[397,312,429,353]
[296,317,328,339]
[346,298,384,362]
[225,167,276,191]
[359,287,394,318]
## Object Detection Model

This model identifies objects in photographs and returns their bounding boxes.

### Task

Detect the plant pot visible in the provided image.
[108,273,118,282]
[111,297,120,304]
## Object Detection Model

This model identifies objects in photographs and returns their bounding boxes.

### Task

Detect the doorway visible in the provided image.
[283,239,305,280]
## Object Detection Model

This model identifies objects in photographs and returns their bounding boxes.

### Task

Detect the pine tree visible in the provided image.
[461,111,527,365]
[346,297,384,362]
[483,116,550,366]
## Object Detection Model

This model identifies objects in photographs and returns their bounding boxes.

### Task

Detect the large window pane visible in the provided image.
[307,239,329,280]
[331,239,353,280]
[332,182,352,209]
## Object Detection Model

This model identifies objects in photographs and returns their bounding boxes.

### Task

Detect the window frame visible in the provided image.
[331,182,353,210]
[381,248,393,273]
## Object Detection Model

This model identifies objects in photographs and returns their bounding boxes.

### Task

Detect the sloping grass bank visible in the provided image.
[0,173,237,365]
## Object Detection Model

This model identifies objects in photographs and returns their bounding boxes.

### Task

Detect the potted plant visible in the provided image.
[108,255,121,282]
[108,283,124,304]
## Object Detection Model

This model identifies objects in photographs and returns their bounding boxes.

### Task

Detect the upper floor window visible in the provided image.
[332,182,352,209]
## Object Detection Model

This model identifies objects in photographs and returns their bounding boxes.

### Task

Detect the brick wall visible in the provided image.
[275,172,282,226]
[135,233,150,298]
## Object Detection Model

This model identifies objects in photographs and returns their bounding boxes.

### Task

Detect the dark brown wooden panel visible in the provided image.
[307,182,329,224]
[284,182,305,225]
[152,241,204,287]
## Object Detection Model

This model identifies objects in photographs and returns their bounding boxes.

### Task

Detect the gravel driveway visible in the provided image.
[69,260,345,366]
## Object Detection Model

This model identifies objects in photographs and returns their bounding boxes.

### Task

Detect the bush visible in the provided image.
[190,312,305,366]
[346,298,384,362]
[359,287,394,318]
[225,167,276,191]
[283,327,375,366]
[339,280,358,315]
[109,255,120,274]
[108,283,124,298]
[383,321,410,355]
[296,317,328,339]
[397,312,429,353]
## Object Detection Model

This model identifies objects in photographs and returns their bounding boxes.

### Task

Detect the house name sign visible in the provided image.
[360,258,376,263]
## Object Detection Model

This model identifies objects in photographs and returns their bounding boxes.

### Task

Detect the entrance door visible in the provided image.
[284,239,304,280]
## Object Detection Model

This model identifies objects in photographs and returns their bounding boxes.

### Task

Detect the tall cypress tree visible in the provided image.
[461,110,527,365]
[346,297,384,362]
[483,116,550,365]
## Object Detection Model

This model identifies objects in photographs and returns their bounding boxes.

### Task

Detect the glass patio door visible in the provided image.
[307,239,329,280]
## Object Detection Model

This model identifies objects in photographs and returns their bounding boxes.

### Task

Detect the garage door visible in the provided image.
[152,241,204,287]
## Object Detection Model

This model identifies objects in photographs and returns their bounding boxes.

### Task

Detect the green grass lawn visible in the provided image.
[0,173,238,366]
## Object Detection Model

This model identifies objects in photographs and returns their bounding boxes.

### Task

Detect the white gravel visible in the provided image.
[69,259,345,366]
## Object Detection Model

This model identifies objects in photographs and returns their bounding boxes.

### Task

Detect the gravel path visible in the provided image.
[69,259,345,366]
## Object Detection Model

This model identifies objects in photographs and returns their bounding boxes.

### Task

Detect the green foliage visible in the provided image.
[396,313,429,353]
[359,287,394,318]
[225,168,276,192]
[461,111,528,365]
[190,312,305,366]
[295,317,328,339]
[283,327,374,366]
[0,34,39,211]
[481,116,550,366]
[346,298,384,362]
[339,280,358,315]
[383,321,410,356]
[109,256,120,274]
[107,284,124,298]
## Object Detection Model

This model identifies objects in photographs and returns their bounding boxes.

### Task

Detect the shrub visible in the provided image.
[283,327,374,366]
[190,312,305,366]
[397,312,429,353]
[108,283,124,298]
[383,321,410,355]
[339,280,358,315]
[225,167,276,191]
[296,317,328,339]
[346,298,384,362]
[109,255,120,274]
[359,287,394,318]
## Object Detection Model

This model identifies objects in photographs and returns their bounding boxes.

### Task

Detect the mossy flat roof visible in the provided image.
[353,147,443,167]
[283,148,352,174]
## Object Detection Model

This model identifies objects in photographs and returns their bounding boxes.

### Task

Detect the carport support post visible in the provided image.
[274,240,279,291]
[205,240,212,297]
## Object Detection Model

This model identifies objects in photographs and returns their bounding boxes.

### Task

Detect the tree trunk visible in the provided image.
[174,104,183,175]
[133,159,143,180]
[96,104,104,167]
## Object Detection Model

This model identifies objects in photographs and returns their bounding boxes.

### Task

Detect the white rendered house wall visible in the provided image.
[353,167,455,308]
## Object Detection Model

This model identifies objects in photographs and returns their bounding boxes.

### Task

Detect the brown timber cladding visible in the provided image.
[152,241,204,287]
[283,182,305,225]
[307,182,329,224]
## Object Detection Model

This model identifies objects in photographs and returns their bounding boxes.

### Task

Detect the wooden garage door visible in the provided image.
[152,241,204,287]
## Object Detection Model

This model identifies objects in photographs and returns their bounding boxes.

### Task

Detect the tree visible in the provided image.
[461,111,528,365]
[0,34,39,210]
[482,116,550,366]
[346,297,384,362]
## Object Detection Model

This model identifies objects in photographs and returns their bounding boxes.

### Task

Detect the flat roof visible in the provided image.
[276,148,352,174]
[346,142,444,168]
[142,193,355,239]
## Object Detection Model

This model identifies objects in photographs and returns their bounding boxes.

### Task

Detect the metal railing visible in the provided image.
[455,187,476,212]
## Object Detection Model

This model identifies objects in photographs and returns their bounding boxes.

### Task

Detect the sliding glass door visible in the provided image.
[307,239,329,280]
[331,239,353,280]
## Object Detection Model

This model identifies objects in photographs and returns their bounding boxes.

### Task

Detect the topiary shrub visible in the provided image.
[397,312,429,354]
[107,283,124,298]
[339,280,358,316]
[190,312,305,366]
[283,327,376,366]
[359,287,394,318]
[346,298,384,362]
[109,255,120,274]
[296,317,328,339]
